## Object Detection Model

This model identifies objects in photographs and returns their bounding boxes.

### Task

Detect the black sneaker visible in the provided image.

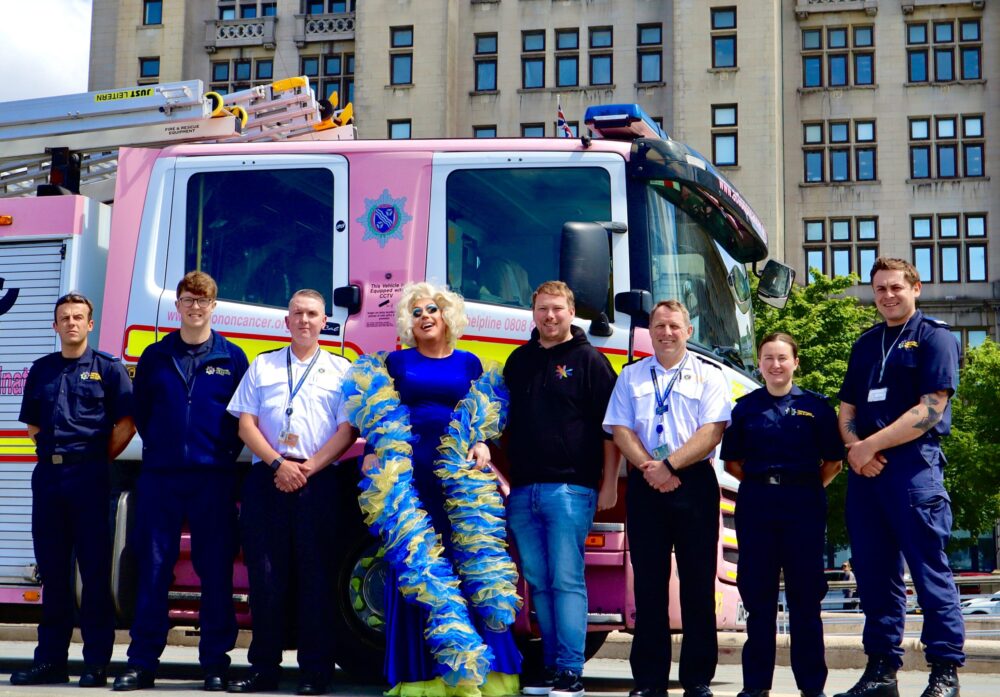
[832,655,899,697]
[523,668,557,696]
[10,662,69,686]
[550,670,584,697]
[919,662,959,697]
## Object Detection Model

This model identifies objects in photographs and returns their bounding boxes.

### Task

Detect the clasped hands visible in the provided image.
[845,439,888,478]
[274,458,316,493]
[638,459,681,493]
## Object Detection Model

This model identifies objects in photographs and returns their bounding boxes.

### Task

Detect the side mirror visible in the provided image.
[757,260,795,309]
[560,222,610,321]
[614,290,653,329]
[333,284,362,315]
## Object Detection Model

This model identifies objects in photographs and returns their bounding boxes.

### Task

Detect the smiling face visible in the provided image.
[53,302,93,352]
[650,306,693,369]
[533,292,575,348]
[758,339,798,395]
[410,296,447,348]
[872,269,921,327]
[285,294,327,350]
[176,293,216,335]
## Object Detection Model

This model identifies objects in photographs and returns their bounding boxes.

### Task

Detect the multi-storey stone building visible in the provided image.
[89,0,997,344]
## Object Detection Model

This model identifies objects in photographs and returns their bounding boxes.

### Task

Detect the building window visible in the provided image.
[306,1,355,12]
[802,119,877,183]
[522,30,545,89]
[803,217,879,283]
[474,33,498,92]
[388,120,411,139]
[521,123,545,138]
[554,121,579,137]
[909,214,988,283]
[555,29,579,87]
[139,57,160,80]
[589,27,613,85]
[711,104,737,167]
[256,59,273,80]
[908,114,985,180]
[297,53,354,104]
[389,26,413,86]
[711,7,737,69]
[473,126,497,138]
[907,19,982,84]
[219,2,236,20]
[143,0,162,25]
[802,24,875,88]
[637,23,662,83]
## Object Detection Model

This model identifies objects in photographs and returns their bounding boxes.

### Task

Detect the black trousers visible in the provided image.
[626,462,720,691]
[240,463,340,678]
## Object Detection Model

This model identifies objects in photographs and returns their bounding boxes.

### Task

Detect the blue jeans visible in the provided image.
[508,483,597,674]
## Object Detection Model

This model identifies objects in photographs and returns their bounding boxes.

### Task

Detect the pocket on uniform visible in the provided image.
[70,382,105,415]
[908,485,952,534]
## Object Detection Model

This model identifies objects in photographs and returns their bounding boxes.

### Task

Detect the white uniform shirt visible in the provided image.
[227,346,350,462]
[603,352,731,457]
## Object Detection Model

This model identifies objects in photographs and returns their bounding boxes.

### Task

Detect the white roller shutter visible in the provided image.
[0,240,63,582]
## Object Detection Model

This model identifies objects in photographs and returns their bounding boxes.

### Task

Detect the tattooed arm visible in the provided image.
[843,390,949,474]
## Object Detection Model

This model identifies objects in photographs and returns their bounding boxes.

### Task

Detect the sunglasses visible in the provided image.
[411,304,440,319]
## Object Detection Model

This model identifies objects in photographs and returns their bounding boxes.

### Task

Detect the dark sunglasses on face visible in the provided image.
[411,304,439,319]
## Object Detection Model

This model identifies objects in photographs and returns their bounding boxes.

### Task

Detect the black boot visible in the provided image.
[832,655,899,697]
[919,662,959,697]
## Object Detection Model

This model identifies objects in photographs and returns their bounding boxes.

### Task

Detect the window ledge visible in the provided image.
[138,23,162,29]
[906,176,990,184]
[516,85,617,94]
[717,165,740,171]
[799,84,878,95]
[707,67,740,74]
[904,79,987,88]
[386,83,414,90]
[469,89,500,96]
[633,81,666,89]
[800,180,881,188]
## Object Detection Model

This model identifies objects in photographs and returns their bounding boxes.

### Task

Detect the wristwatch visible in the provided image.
[662,457,678,476]
[269,456,285,472]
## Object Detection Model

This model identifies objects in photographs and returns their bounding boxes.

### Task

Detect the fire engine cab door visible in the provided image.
[162,155,350,361]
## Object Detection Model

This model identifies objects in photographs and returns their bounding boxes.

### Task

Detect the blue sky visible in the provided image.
[0,0,93,103]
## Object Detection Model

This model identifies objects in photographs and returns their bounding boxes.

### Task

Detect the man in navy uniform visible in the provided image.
[836,257,963,697]
[603,300,731,697]
[113,271,248,692]
[13,293,135,688]
[226,289,357,696]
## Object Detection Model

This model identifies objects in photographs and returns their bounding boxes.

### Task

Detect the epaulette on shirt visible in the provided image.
[693,354,723,370]
[859,323,884,339]
[93,349,121,361]
[921,315,951,329]
[259,347,284,355]
[800,387,829,401]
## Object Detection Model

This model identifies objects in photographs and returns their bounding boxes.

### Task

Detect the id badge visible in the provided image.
[867,387,888,402]
[279,430,300,447]
[651,443,670,460]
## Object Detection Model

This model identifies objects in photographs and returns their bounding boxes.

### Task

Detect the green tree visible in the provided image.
[942,339,1000,545]
[751,269,878,553]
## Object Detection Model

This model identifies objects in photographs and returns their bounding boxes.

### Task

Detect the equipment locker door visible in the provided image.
[0,240,63,583]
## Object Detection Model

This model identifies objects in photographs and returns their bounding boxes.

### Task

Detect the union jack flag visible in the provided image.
[556,96,573,138]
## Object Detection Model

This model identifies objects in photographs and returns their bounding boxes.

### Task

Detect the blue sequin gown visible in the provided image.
[382,348,522,686]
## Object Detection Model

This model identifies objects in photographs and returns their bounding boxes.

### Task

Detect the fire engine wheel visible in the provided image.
[109,490,138,625]
[333,532,388,681]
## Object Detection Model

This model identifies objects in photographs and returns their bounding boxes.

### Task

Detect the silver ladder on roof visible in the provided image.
[0,76,354,199]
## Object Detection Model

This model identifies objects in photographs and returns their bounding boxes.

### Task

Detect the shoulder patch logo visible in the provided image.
[80,371,102,381]
[357,189,413,248]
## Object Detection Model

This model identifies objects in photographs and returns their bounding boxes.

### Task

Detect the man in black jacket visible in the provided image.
[504,281,620,697]
[114,271,248,692]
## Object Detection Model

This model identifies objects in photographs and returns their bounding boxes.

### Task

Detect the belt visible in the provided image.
[744,469,820,486]
[38,451,107,466]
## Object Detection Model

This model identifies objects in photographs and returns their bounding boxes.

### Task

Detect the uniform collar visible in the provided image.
[64,345,95,366]
[647,351,689,375]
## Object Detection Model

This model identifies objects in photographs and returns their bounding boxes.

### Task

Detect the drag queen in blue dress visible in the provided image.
[344,282,521,697]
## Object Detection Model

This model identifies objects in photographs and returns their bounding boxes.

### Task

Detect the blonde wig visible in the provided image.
[396,282,468,348]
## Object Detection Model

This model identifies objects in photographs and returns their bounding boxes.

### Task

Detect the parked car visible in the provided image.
[960,592,1000,615]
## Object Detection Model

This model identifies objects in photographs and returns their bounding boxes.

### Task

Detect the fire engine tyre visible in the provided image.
[110,490,138,625]
[332,530,388,682]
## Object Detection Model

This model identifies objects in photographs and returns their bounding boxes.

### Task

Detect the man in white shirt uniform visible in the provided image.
[603,300,731,697]
[226,290,357,696]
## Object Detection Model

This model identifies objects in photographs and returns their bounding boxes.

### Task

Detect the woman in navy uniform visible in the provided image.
[721,332,843,697]
[13,293,135,688]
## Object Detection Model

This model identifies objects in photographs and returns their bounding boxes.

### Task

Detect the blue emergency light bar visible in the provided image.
[584,104,667,141]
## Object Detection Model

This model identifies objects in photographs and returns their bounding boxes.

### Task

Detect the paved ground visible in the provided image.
[0,642,998,697]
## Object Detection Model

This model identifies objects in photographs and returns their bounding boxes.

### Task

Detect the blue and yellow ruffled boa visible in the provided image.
[343,353,522,691]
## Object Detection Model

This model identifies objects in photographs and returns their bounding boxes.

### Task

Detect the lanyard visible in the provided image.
[651,354,688,415]
[285,347,321,419]
[879,314,914,384]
